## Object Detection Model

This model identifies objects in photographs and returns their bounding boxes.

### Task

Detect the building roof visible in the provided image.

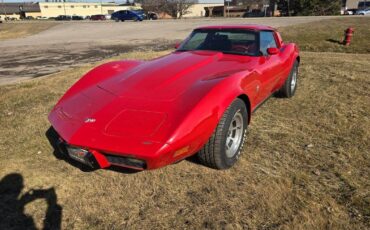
[196,24,276,31]
[0,3,41,14]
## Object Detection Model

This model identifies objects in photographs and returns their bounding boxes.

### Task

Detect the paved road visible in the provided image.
[0,16,339,85]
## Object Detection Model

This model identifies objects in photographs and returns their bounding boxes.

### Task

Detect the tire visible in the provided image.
[133,17,138,22]
[198,98,248,169]
[276,60,299,98]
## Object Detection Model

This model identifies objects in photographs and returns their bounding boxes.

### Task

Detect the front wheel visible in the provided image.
[198,98,248,169]
[276,60,299,98]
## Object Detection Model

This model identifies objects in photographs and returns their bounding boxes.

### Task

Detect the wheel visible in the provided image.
[276,60,299,98]
[198,98,248,169]
[133,17,138,22]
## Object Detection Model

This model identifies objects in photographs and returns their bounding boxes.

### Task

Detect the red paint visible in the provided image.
[48,25,299,170]
[343,27,354,46]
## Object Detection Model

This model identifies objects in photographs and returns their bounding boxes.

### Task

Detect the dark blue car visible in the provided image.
[111,10,145,22]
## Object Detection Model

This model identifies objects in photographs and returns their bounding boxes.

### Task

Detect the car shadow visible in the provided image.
[45,127,141,174]
[186,154,204,166]
[0,173,62,230]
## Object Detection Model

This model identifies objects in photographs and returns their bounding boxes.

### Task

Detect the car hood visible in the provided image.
[49,51,253,151]
[97,51,252,101]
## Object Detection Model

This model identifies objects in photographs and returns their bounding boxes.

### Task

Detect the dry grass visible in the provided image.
[0,49,369,229]
[279,17,370,54]
[0,22,56,40]
[1,17,370,229]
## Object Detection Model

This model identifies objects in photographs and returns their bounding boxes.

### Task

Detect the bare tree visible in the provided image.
[140,0,197,18]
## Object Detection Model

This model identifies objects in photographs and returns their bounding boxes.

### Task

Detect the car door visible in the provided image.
[123,11,131,20]
[255,31,283,104]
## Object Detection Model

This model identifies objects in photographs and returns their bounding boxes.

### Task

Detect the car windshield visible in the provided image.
[177,29,259,56]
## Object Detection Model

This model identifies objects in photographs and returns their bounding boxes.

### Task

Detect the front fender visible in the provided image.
[165,71,255,161]
[55,60,142,106]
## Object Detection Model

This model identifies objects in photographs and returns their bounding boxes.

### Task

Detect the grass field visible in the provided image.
[0,22,56,40]
[1,18,369,229]
[279,17,370,53]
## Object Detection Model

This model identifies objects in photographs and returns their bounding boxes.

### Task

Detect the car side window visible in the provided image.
[260,31,277,56]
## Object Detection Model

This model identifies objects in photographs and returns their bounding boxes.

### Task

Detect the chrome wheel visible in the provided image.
[225,111,244,158]
[291,67,297,93]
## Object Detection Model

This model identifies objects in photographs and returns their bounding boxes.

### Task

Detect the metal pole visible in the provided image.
[63,0,66,16]
[227,1,229,17]
[2,0,7,16]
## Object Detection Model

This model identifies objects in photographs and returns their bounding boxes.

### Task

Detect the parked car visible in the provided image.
[147,11,158,20]
[90,14,106,21]
[344,8,357,15]
[111,10,144,22]
[355,8,370,15]
[48,25,300,171]
[242,9,267,17]
[72,15,84,20]
[36,16,49,20]
[55,15,71,21]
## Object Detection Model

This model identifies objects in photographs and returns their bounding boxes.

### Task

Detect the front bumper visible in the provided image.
[54,134,147,171]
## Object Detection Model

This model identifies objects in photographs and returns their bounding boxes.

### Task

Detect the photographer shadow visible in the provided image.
[0,173,62,230]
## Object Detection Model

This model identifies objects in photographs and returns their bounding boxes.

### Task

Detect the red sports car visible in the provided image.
[48,25,299,170]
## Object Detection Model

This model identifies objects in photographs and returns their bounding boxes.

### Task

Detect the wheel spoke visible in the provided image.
[225,111,244,158]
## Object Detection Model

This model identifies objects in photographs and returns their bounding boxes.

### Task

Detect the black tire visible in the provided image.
[198,98,248,169]
[276,60,299,98]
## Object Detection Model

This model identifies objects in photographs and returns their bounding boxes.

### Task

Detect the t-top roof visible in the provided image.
[195,24,276,31]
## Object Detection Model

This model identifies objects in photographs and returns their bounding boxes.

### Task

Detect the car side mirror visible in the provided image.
[267,47,280,55]
[174,42,181,49]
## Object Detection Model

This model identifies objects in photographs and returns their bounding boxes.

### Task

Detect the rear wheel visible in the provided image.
[198,98,248,169]
[276,60,299,98]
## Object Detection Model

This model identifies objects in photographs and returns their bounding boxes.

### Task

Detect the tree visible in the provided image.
[277,0,341,16]
[140,0,197,18]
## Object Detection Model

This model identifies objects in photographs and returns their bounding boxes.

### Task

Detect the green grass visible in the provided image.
[279,17,370,53]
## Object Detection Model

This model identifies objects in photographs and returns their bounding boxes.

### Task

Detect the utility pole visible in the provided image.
[63,0,66,16]
[1,0,7,16]
[225,0,231,17]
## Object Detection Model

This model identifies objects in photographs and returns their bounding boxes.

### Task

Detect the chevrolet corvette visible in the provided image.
[48,24,300,170]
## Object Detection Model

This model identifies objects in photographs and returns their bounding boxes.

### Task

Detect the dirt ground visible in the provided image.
[0,16,340,85]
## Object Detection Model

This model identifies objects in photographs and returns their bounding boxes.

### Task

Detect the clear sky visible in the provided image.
[2,0,225,3]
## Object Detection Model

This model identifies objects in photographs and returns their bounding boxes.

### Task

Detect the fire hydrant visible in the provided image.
[343,27,354,46]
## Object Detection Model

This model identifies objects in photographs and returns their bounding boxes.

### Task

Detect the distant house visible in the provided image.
[0,3,41,20]
[182,3,224,18]
[206,0,277,17]
[342,0,361,9]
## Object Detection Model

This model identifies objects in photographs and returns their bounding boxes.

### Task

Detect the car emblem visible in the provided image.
[84,118,96,123]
